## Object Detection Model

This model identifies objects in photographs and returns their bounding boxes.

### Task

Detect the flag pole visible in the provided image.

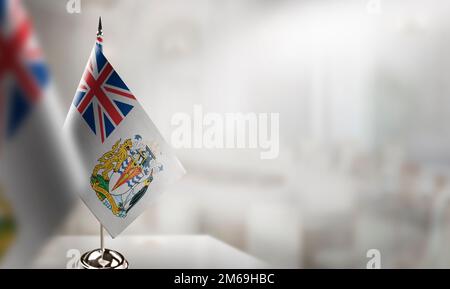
[97,17,103,52]
[100,224,105,253]
[98,16,105,258]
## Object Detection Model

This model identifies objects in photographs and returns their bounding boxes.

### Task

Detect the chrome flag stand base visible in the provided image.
[80,248,129,269]
[80,224,129,269]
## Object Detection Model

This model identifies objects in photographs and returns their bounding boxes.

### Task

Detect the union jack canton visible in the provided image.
[0,0,49,139]
[72,33,136,143]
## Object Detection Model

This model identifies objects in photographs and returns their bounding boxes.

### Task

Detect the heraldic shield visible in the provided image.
[90,135,163,218]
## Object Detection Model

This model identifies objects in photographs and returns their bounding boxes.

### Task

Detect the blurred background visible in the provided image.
[6,0,450,268]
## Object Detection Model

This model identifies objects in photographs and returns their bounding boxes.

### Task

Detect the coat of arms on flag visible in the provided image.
[91,135,163,218]
[64,19,185,238]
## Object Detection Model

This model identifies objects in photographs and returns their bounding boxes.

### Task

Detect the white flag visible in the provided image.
[0,0,74,267]
[64,21,185,238]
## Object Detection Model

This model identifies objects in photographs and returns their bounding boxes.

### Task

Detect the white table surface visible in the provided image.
[33,235,268,269]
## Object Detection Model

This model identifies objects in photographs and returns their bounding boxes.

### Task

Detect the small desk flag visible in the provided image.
[64,18,185,238]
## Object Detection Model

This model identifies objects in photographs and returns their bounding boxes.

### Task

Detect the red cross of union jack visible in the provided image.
[0,0,49,141]
[73,38,136,143]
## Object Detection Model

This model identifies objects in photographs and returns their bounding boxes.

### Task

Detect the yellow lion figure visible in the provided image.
[92,138,133,181]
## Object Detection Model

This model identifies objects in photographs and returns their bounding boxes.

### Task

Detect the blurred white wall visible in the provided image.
[23,0,450,268]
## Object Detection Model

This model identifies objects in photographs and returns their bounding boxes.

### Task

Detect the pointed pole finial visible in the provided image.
[97,17,103,37]
[96,17,104,51]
